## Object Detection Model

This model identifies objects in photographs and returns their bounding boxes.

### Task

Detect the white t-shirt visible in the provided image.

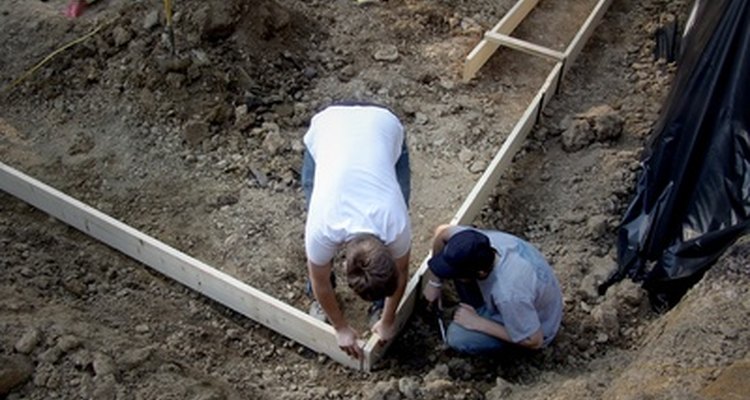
[304,105,411,266]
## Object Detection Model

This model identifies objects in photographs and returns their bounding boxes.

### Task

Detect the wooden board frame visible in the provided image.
[379,0,614,369]
[463,0,541,82]
[1,0,611,372]
[463,0,613,82]
[0,162,363,371]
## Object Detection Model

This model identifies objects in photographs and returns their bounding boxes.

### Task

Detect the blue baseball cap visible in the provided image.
[428,230,495,279]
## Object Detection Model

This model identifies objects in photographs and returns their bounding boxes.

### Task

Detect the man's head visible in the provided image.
[345,233,398,302]
[428,230,495,280]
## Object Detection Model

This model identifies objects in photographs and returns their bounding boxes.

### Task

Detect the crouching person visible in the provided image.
[422,224,563,354]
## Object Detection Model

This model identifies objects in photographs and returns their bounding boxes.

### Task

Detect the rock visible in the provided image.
[562,210,587,224]
[200,3,238,41]
[188,382,226,400]
[398,376,420,399]
[143,10,160,30]
[56,335,82,352]
[556,378,594,398]
[339,64,356,81]
[414,112,429,125]
[303,66,317,79]
[586,105,624,141]
[0,355,33,395]
[248,165,269,187]
[422,379,454,397]
[458,147,474,163]
[92,352,116,377]
[70,349,92,370]
[14,328,41,354]
[38,346,63,364]
[558,115,573,133]
[586,214,609,238]
[365,378,401,400]
[579,274,601,302]
[562,118,594,152]
[561,105,624,152]
[215,194,238,207]
[262,129,285,156]
[469,160,487,173]
[183,120,211,147]
[235,104,248,119]
[157,56,193,73]
[611,280,645,307]
[591,302,619,338]
[112,26,132,47]
[92,375,117,400]
[373,45,399,62]
[484,377,514,400]
[424,363,450,382]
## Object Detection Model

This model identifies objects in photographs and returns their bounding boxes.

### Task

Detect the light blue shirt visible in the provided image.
[458,227,563,346]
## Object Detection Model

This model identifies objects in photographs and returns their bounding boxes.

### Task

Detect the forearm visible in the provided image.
[316,287,348,329]
[308,261,348,329]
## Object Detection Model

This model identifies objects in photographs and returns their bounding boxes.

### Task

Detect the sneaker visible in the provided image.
[308,301,328,323]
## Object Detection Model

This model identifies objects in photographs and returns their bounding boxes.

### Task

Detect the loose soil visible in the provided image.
[1,0,748,399]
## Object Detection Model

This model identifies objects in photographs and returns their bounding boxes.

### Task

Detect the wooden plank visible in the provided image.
[562,0,614,78]
[541,62,564,109]
[484,32,565,61]
[463,0,541,81]
[0,162,363,370]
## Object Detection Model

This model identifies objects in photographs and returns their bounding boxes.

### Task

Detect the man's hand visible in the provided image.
[371,318,396,343]
[335,325,364,359]
[453,303,484,330]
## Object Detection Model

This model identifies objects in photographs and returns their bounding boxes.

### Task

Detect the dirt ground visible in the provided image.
[1,0,749,399]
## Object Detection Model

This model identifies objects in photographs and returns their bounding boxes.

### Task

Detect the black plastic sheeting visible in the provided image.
[599,0,750,311]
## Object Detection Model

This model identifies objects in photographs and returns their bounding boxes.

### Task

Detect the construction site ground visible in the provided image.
[1,0,749,399]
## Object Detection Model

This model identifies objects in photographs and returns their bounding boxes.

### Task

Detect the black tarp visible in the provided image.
[599,0,750,310]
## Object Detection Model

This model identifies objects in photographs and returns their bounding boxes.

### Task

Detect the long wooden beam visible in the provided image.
[463,0,541,82]
[0,162,363,370]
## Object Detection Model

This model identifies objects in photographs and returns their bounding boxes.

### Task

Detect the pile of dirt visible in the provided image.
[1,0,748,399]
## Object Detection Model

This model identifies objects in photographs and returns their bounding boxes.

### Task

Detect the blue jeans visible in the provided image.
[301,140,411,209]
[446,305,508,355]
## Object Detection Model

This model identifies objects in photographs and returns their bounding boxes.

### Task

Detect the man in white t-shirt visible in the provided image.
[301,103,411,360]
[423,224,563,355]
